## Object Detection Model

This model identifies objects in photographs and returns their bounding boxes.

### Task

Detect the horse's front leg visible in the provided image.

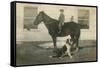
[52,37,57,49]
[52,37,57,53]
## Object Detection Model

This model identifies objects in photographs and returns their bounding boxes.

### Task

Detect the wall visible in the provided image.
[16,3,96,41]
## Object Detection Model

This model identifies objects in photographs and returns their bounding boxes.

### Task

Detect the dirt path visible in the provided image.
[16,41,97,66]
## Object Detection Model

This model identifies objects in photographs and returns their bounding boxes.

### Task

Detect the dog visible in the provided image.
[51,35,73,59]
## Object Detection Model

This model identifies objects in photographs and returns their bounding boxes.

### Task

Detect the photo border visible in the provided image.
[10,1,98,67]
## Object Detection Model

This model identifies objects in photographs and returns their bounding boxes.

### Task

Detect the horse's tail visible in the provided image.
[78,29,80,40]
[76,26,80,47]
[76,24,80,40]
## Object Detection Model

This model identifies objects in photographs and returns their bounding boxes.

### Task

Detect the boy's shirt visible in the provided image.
[58,13,65,24]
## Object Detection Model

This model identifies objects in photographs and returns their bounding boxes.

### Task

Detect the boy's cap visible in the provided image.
[60,9,64,12]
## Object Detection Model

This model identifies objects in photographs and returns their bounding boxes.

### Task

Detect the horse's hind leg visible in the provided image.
[72,33,80,52]
[75,38,79,52]
[75,30,80,52]
[70,34,79,52]
[70,34,76,49]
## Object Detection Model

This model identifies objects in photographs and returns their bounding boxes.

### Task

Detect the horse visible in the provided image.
[33,11,80,53]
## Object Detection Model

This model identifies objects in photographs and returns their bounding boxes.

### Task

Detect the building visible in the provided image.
[16,3,96,42]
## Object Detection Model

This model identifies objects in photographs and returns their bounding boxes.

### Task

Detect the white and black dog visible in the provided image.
[51,35,73,59]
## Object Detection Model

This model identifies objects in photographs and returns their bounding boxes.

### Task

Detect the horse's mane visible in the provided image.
[40,11,58,22]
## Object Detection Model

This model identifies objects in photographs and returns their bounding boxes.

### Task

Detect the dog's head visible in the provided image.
[66,35,73,45]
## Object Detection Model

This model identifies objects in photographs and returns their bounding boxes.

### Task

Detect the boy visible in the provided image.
[58,9,65,33]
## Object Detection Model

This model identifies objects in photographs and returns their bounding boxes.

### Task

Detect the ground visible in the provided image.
[16,40,97,66]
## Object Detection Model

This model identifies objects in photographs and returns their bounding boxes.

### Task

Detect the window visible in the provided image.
[78,9,89,29]
[24,7,38,30]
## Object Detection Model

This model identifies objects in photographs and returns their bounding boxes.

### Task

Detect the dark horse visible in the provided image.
[34,11,80,52]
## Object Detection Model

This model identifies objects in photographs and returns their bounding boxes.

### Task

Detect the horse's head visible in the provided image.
[34,11,44,27]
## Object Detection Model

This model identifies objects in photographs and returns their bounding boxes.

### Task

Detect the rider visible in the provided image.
[58,9,65,33]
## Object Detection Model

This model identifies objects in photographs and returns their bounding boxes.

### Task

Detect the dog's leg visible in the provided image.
[66,44,72,59]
